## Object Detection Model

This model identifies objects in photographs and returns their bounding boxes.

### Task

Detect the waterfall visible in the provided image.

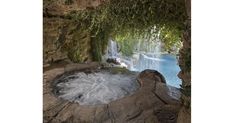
[104,39,181,88]
[107,39,118,58]
[134,53,162,71]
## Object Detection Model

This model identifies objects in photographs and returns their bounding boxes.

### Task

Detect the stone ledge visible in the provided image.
[43,63,181,123]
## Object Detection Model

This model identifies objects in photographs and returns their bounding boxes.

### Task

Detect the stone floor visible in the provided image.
[43,62,181,123]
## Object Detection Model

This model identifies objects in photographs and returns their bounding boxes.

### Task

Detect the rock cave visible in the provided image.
[43,0,191,122]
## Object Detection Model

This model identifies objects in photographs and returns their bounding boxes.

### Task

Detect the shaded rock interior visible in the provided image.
[53,68,140,105]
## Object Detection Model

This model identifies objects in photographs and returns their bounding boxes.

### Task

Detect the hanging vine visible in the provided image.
[66,0,186,60]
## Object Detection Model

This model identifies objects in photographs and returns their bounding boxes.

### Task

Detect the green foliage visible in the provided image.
[117,39,135,56]
[159,26,183,52]
[64,0,73,5]
[110,67,131,74]
[60,27,90,63]
[91,28,110,61]
[181,47,191,72]
[68,0,186,60]
[119,42,134,56]
[67,48,82,63]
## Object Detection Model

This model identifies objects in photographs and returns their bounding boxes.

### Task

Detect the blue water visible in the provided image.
[132,54,182,88]
[157,54,181,88]
[106,40,181,88]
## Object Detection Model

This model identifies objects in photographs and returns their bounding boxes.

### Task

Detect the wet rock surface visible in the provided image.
[106,58,121,65]
[43,63,181,123]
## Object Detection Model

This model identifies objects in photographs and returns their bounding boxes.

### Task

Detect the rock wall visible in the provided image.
[43,18,69,64]
[43,18,93,64]
[43,0,105,16]
[177,0,191,122]
[43,0,106,65]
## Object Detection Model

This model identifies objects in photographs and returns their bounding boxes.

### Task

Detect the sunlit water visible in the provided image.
[105,40,182,88]
[130,53,181,88]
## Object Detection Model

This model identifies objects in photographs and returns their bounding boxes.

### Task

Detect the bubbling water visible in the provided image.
[53,70,140,105]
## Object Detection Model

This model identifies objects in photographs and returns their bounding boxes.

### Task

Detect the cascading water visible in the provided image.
[104,39,128,67]
[104,39,182,88]
[106,39,119,59]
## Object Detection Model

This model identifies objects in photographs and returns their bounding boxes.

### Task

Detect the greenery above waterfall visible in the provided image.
[67,0,186,60]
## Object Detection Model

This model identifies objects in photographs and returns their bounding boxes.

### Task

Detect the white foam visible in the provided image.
[55,71,139,105]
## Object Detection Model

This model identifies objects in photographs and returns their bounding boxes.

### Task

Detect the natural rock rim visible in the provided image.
[43,63,182,123]
[51,67,142,106]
